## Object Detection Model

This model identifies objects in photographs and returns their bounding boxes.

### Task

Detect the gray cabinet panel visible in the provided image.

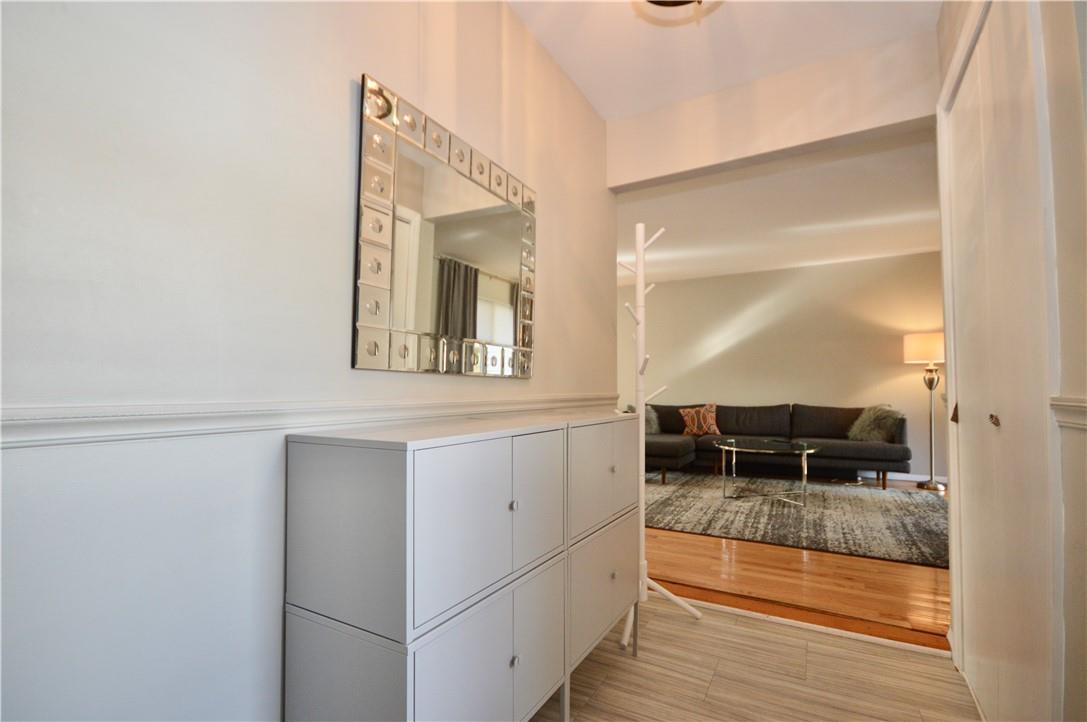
[612,419,639,513]
[286,443,407,640]
[414,438,513,625]
[414,593,514,722]
[513,560,565,721]
[512,430,565,570]
[568,422,613,539]
[285,612,407,722]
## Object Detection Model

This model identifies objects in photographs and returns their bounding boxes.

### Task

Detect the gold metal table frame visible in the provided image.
[714,439,821,507]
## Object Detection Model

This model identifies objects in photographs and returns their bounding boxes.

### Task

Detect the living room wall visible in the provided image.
[617,251,947,478]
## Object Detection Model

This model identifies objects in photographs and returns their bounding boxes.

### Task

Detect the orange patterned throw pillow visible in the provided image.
[679,404,720,436]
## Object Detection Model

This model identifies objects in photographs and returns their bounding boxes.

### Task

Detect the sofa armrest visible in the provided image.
[892,417,908,446]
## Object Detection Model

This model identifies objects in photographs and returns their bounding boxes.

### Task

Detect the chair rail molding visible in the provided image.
[1051,395,1087,430]
[0,393,619,449]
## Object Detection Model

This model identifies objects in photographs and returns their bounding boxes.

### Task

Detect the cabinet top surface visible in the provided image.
[287,407,633,450]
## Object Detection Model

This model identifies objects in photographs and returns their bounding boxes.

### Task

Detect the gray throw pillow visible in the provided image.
[645,405,661,435]
[848,405,903,443]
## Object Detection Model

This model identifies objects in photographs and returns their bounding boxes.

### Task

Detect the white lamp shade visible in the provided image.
[903,332,945,364]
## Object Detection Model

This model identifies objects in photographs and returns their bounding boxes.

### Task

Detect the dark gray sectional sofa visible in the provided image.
[645,403,910,488]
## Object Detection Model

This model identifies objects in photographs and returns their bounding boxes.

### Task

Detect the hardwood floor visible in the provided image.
[532,595,979,722]
[644,478,952,650]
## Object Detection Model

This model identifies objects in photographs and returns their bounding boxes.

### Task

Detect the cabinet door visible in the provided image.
[414,593,514,722]
[513,560,565,721]
[608,512,640,622]
[568,422,613,539]
[414,438,513,625]
[512,430,565,570]
[611,419,639,515]
[568,525,617,664]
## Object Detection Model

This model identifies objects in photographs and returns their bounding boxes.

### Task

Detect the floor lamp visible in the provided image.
[903,332,946,492]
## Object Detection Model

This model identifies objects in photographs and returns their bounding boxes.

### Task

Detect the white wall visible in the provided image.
[617,253,947,478]
[1,3,616,719]
[606,31,941,190]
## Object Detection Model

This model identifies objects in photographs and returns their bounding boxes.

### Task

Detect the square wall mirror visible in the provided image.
[353,75,536,378]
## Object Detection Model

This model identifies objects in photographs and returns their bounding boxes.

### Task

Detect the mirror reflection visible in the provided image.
[392,142,523,347]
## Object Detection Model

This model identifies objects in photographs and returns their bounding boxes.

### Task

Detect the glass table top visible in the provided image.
[714,438,820,454]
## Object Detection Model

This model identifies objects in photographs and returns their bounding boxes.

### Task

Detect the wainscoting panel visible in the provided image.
[0,394,615,721]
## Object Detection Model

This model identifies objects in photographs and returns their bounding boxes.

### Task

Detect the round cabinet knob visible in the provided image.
[428,348,437,363]
[370,217,383,233]
[476,162,485,175]
[365,340,379,357]
[509,655,520,668]
[496,175,503,187]
[525,221,534,234]
[431,132,443,148]
[609,465,617,474]
[508,500,519,511]
[371,177,385,194]
[368,258,382,274]
[398,344,410,359]
[449,349,460,364]
[455,148,465,162]
[371,133,385,152]
[403,113,416,131]
[512,186,519,198]
[610,570,617,580]
[489,355,498,367]
[366,300,381,316]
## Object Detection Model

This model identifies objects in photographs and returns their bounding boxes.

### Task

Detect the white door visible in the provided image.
[611,419,639,514]
[512,560,565,721]
[511,430,565,570]
[414,438,513,625]
[414,592,514,722]
[568,422,613,539]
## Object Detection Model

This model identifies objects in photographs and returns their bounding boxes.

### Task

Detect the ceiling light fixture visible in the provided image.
[647,0,702,6]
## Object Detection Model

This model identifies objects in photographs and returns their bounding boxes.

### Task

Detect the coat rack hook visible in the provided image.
[646,227,665,248]
[646,385,668,403]
[617,260,636,274]
[624,303,640,325]
[639,355,650,376]
[645,283,657,295]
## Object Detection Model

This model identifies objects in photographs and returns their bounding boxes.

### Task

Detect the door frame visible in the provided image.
[934,0,991,671]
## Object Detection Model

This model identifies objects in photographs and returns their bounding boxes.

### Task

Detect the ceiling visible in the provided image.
[616,126,941,284]
[509,1,941,120]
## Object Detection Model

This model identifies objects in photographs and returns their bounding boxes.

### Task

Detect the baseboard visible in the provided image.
[1,393,619,448]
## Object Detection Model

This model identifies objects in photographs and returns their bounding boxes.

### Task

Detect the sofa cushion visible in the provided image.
[679,404,721,436]
[645,433,696,458]
[714,404,791,437]
[651,404,707,435]
[695,434,790,451]
[795,437,912,462]
[791,404,864,439]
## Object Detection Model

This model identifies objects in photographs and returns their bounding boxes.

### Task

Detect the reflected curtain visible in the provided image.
[436,257,478,339]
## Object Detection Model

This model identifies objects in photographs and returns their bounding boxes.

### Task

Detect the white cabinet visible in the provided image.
[414,438,513,625]
[568,509,639,666]
[569,418,638,540]
[284,411,638,722]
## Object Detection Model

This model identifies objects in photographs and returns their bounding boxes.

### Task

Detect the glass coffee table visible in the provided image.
[714,438,821,507]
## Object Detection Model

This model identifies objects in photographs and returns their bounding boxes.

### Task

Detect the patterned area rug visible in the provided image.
[645,471,949,568]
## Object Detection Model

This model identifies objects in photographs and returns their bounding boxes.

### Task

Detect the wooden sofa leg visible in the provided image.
[881,471,887,490]
[661,468,667,485]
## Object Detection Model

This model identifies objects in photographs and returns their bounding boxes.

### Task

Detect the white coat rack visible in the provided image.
[618,223,702,650]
